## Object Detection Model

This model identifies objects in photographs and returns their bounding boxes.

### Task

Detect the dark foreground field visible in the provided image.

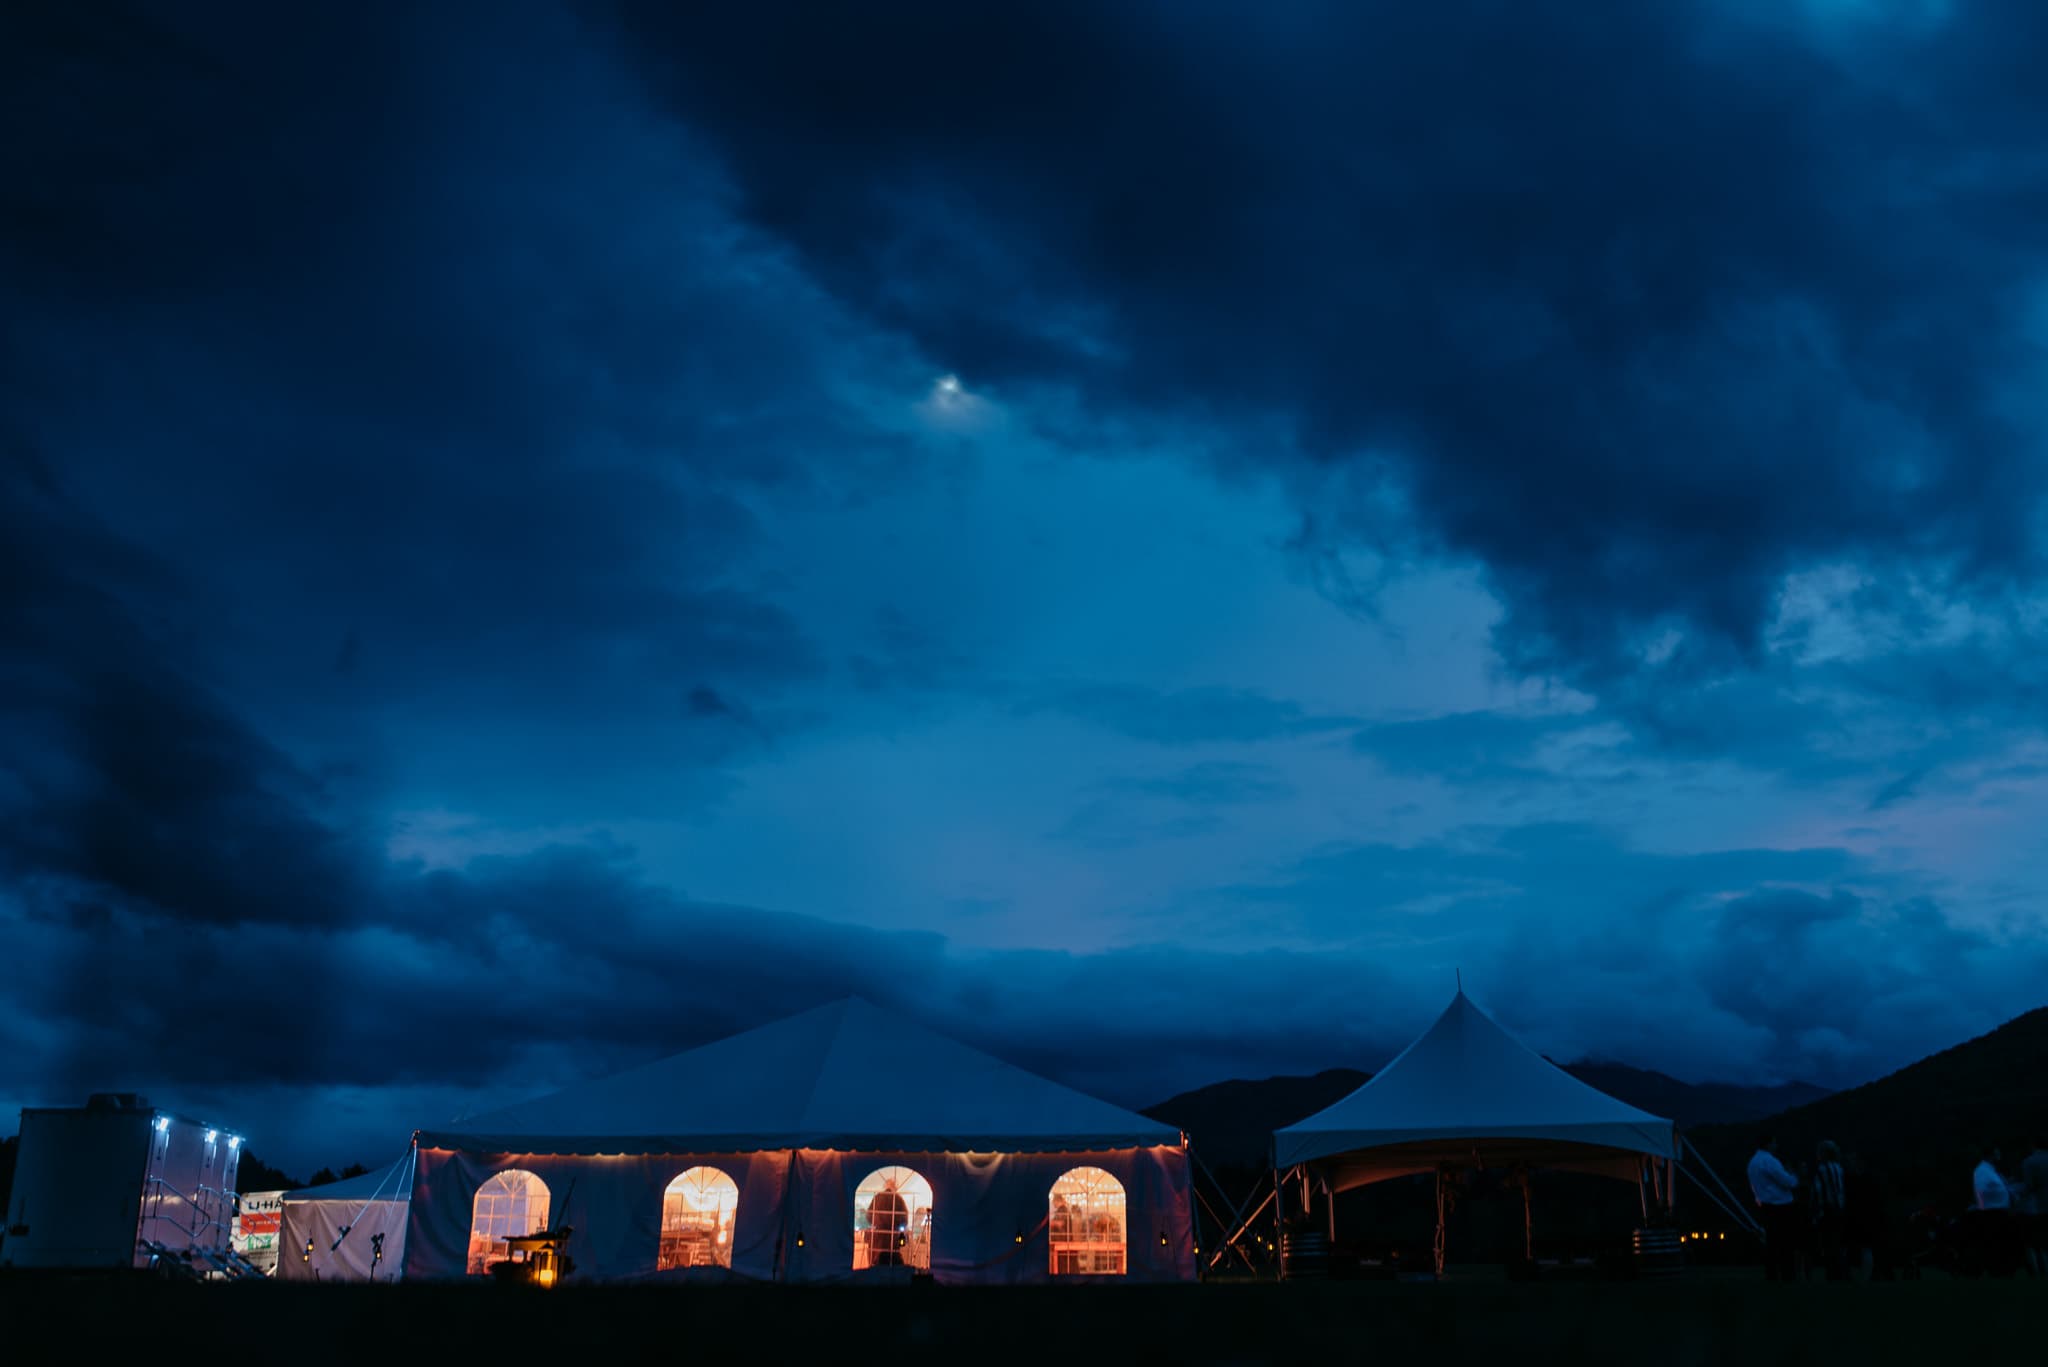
[2,1273,2040,1365]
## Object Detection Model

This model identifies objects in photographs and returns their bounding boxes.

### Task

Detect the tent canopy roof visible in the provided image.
[418,998,1179,1155]
[1274,991,1676,1174]
[284,1154,414,1203]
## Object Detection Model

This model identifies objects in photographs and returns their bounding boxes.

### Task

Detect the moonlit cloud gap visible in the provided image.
[2,1,2045,1164]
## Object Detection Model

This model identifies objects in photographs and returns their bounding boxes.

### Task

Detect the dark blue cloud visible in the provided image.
[5,1,2047,1170]
[606,0,2048,681]
[1866,768,1929,812]
[1021,684,1356,745]
[1352,710,1587,784]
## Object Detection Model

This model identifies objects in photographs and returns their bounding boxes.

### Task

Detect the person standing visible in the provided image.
[1975,1146,2011,1211]
[1811,1141,1848,1280]
[1748,1133,1800,1281]
[2022,1138,2048,1276]
[1843,1151,1891,1280]
[1970,1145,2015,1276]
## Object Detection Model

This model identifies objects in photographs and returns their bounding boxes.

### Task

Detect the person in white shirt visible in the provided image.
[1747,1133,1801,1280]
[1973,1149,2010,1210]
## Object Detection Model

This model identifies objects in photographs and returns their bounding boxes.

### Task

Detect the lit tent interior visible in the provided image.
[403,998,1196,1284]
[277,1154,414,1282]
[1272,991,1679,1273]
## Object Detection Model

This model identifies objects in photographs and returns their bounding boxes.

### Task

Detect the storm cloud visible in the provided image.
[607,0,2048,679]
[4,1,2047,1170]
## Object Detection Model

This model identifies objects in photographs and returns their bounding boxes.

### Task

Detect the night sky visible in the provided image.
[5,1,2047,1174]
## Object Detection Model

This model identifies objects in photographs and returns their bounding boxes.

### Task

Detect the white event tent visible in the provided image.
[1271,991,1678,1271]
[403,998,1196,1284]
[277,1155,414,1282]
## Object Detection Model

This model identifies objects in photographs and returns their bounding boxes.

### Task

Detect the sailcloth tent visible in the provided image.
[1273,991,1677,1270]
[276,1154,414,1282]
[404,998,1195,1285]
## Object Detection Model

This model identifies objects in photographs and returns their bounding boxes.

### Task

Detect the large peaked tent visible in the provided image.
[421,996,1177,1154]
[406,998,1195,1284]
[1271,991,1677,1271]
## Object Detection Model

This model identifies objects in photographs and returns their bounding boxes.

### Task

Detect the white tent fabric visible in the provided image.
[405,999,1194,1285]
[1274,991,1677,1185]
[419,997,1179,1154]
[276,1155,412,1281]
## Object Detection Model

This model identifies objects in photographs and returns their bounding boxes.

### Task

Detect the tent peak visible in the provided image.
[1272,986,1677,1170]
[418,993,1180,1153]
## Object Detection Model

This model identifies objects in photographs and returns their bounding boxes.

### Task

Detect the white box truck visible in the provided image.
[3,1093,244,1272]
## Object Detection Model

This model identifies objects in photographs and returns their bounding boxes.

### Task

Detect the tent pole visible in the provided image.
[1432,1166,1447,1278]
[1522,1178,1532,1262]
[773,1150,801,1283]
[1208,1183,1275,1271]
[1325,1177,1335,1242]
[1677,1138,1764,1239]
[1271,1165,1281,1281]
[1192,1147,1265,1267]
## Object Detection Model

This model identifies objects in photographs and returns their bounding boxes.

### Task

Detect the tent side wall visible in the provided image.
[404,1144,1196,1284]
[783,1146,1194,1286]
[405,1148,792,1282]
[277,1196,409,1281]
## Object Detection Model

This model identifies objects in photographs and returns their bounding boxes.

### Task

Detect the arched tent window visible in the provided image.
[852,1166,933,1271]
[1050,1167,1125,1275]
[658,1166,739,1270]
[466,1169,551,1275]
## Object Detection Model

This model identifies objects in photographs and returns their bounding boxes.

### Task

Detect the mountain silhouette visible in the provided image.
[1144,1067,1372,1170]
[1557,1062,1829,1129]
[1688,1005,2048,1202]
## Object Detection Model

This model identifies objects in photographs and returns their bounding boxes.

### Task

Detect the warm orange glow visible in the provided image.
[1049,1167,1126,1276]
[853,1166,934,1272]
[658,1166,739,1271]
[467,1169,551,1276]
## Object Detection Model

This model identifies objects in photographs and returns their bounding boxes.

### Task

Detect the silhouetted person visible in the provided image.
[1975,1146,2010,1210]
[1843,1151,1891,1281]
[1747,1132,1800,1281]
[1811,1140,1848,1280]
[1968,1145,2017,1276]
[2022,1137,2048,1276]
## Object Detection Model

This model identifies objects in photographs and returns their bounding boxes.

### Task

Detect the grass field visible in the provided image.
[3,1272,2041,1365]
